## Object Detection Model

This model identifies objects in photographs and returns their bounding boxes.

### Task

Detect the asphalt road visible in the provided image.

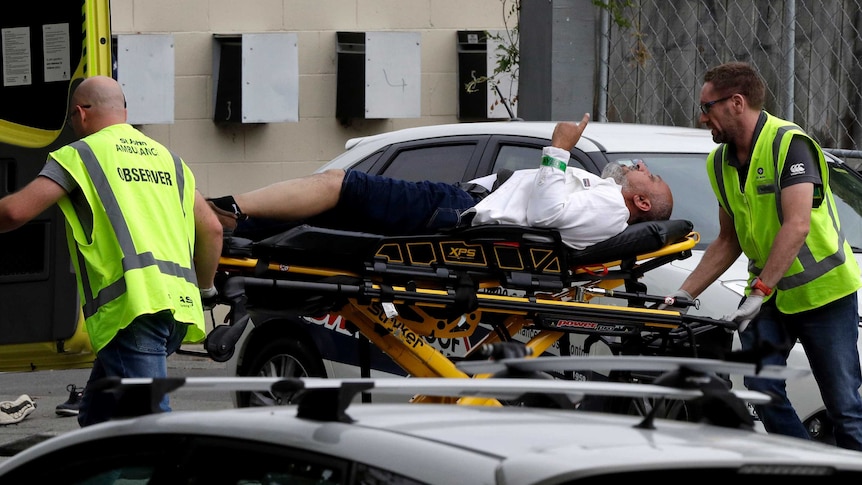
[0,345,234,460]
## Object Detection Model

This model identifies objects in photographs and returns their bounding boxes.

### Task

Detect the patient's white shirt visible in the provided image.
[465,147,629,250]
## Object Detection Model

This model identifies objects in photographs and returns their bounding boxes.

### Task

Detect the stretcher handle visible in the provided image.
[679,314,738,331]
[204,277,250,362]
[580,287,699,309]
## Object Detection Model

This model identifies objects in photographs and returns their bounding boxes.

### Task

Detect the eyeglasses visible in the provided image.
[66,104,92,124]
[699,95,733,115]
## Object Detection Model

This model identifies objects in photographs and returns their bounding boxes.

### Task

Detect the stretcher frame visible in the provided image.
[207,220,737,407]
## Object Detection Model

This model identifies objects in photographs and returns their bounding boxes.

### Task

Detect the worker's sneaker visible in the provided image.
[55,384,84,417]
[0,394,36,425]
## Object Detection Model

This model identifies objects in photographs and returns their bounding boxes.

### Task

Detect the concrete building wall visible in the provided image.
[109,0,509,197]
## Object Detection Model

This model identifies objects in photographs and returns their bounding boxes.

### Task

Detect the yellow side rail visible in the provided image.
[216,231,704,406]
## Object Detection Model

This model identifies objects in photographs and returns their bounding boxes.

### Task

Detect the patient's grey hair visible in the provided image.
[601,162,674,222]
[600,162,627,184]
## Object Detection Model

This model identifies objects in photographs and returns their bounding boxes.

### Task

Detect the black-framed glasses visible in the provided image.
[699,95,733,115]
[66,104,92,124]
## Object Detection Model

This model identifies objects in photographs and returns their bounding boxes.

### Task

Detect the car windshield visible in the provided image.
[607,154,862,252]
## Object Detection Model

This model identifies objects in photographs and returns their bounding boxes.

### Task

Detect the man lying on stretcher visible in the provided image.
[208,113,674,250]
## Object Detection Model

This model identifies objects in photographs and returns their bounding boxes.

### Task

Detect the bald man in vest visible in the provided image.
[0,75,223,426]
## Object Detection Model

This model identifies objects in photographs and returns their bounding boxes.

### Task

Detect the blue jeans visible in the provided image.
[740,292,862,450]
[234,171,480,238]
[78,311,187,427]
[332,170,478,235]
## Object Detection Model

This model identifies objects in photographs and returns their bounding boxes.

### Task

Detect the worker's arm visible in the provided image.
[193,190,224,290]
[0,176,66,233]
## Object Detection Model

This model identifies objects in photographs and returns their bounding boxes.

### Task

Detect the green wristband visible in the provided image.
[541,155,567,172]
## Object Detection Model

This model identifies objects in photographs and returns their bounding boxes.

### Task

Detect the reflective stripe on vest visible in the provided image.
[711,128,847,292]
[71,141,197,318]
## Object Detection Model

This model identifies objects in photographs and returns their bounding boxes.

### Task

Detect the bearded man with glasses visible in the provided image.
[662,61,862,451]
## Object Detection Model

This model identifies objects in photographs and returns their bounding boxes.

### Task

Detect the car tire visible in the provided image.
[236,337,326,407]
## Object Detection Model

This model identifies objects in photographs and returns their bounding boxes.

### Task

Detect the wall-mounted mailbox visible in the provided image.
[457,30,487,121]
[336,31,421,125]
[212,33,298,123]
[456,30,518,121]
[116,34,175,124]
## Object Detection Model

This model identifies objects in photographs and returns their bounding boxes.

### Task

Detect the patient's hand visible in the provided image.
[551,113,590,151]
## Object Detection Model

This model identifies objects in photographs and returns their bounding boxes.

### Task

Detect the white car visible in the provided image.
[219,120,862,443]
[4,358,862,483]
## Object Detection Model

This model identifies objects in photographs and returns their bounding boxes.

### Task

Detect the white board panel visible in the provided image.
[242,33,299,123]
[117,34,174,125]
[365,31,420,119]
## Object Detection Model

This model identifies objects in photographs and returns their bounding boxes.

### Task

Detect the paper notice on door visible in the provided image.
[2,26,32,87]
[43,23,71,83]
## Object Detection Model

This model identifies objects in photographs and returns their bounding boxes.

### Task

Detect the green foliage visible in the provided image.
[462,0,634,109]
[464,0,520,108]
[592,0,634,29]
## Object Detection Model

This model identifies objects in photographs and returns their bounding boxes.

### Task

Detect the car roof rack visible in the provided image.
[455,354,809,379]
[95,355,806,431]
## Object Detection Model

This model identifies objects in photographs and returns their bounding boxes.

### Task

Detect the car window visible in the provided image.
[492,144,542,172]
[1,434,350,484]
[828,164,862,251]
[0,433,427,485]
[607,154,862,252]
[354,463,426,485]
[361,137,589,186]
[349,149,385,173]
[492,145,587,173]
[377,143,478,184]
[606,154,717,249]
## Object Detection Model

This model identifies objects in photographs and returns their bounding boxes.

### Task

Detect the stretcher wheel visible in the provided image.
[205,325,236,362]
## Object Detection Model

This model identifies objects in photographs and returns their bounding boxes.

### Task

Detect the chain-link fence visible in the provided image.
[598,0,862,152]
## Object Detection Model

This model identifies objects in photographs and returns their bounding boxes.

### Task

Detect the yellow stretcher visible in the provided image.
[206,219,736,405]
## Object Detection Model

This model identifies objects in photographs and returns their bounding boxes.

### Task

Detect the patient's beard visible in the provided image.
[601,162,627,184]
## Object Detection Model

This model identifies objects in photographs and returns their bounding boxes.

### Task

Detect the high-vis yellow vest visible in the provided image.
[706,112,861,313]
[50,124,205,352]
